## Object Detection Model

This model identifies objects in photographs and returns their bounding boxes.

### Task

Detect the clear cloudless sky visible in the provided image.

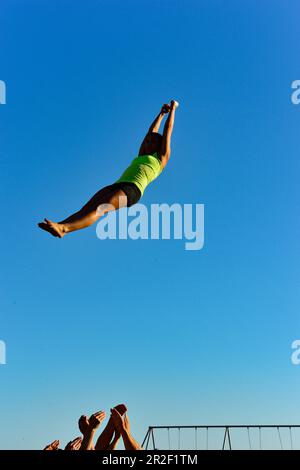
[0,0,300,450]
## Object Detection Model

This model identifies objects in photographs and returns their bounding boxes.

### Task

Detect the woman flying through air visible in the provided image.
[38,99,179,238]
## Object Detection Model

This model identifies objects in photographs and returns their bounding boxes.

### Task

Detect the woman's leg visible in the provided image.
[38,186,128,238]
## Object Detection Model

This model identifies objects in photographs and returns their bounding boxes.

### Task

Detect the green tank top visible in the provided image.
[115,152,163,195]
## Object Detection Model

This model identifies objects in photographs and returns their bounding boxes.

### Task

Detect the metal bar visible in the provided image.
[146,425,300,429]
[141,428,150,448]
[142,424,300,450]
[277,427,283,450]
[151,428,156,450]
[145,429,150,450]
[143,428,152,450]
[228,428,232,450]
[222,428,228,450]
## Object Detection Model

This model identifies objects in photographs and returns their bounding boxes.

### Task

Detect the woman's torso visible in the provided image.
[115,153,163,195]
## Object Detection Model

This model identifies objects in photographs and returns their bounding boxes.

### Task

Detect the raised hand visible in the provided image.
[88,411,106,430]
[170,99,179,109]
[110,408,126,434]
[44,439,60,451]
[110,408,141,451]
[65,437,82,451]
[161,103,171,114]
[115,403,127,415]
[79,411,106,450]
[78,415,90,435]
[94,403,127,451]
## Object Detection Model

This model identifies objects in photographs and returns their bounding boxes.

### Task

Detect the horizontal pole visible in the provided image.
[147,425,300,430]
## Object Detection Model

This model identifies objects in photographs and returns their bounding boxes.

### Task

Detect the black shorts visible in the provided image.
[107,182,142,207]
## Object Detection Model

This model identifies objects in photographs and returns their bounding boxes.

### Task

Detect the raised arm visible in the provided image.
[148,105,169,133]
[138,104,170,155]
[80,411,106,451]
[110,408,142,451]
[159,100,178,168]
[107,432,121,450]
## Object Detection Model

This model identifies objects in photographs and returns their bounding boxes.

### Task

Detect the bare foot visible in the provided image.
[38,218,66,238]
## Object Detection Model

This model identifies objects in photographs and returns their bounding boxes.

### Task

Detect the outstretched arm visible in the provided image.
[120,428,141,450]
[94,404,127,450]
[159,100,178,168]
[80,411,106,451]
[148,105,170,133]
[138,104,170,155]
[107,432,121,450]
[111,408,142,451]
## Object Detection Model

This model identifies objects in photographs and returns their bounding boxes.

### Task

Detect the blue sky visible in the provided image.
[0,0,300,450]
